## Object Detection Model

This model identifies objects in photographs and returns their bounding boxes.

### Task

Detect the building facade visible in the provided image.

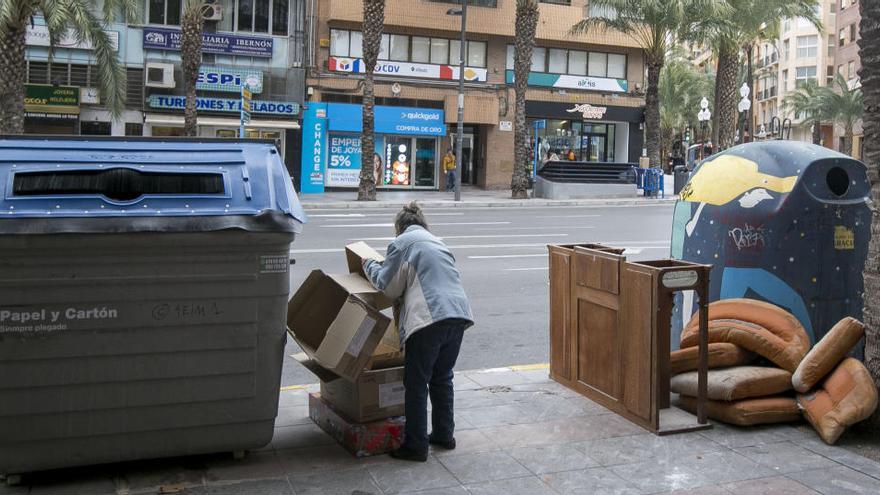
[300,0,647,192]
[752,2,838,146]
[833,0,862,158]
[22,0,308,177]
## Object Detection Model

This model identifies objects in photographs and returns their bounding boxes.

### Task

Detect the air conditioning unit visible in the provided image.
[204,3,223,21]
[145,62,175,89]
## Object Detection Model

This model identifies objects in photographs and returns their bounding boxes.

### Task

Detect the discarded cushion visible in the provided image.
[797,357,879,445]
[670,343,754,375]
[677,395,801,426]
[792,317,865,393]
[680,299,810,373]
[672,366,792,401]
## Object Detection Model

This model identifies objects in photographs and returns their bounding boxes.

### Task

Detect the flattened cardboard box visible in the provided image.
[309,393,404,458]
[320,365,406,423]
[345,241,385,279]
[287,269,396,382]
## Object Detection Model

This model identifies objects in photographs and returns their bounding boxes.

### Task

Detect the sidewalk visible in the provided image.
[4,365,879,495]
[299,181,677,210]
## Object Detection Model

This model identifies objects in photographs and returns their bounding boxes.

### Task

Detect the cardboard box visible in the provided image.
[345,241,385,279]
[320,365,406,422]
[287,270,395,381]
[309,393,404,457]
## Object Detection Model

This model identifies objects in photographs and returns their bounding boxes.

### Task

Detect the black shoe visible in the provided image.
[389,446,428,462]
[429,435,456,450]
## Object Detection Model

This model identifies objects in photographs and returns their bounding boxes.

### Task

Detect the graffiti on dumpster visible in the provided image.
[728,223,767,251]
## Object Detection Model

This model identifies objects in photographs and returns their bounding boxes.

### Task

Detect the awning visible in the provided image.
[144,114,301,130]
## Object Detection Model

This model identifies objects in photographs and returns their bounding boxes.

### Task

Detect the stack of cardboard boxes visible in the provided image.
[286,243,406,457]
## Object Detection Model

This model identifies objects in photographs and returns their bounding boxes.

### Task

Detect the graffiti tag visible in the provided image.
[728,223,766,250]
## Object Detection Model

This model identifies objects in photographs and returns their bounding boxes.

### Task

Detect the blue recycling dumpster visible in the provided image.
[0,137,306,475]
[670,141,870,349]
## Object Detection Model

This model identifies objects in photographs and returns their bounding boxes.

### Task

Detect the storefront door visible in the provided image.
[414,138,437,187]
[451,134,475,184]
[383,136,438,189]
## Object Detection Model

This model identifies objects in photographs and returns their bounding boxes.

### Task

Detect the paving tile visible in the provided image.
[183,478,294,494]
[457,404,533,428]
[275,406,312,427]
[204,451,284,483]
[721,476,820,495]
[437,451,530,484]
[733,441,839,475]
[515,396,603,421]
[453,389,508,410]
[288,467,382,495]
[480,415,642,448]
[795,437,880,480]
[465,371,535,388]
[699,423,791,449]
[658,486,732,495]
[277,390,310,409]
[430,429,501,457]
[367,457,460,495]
[574,432,722,467]
[275,444,364,477]
[399,486,470,495]
[684,450,777,486]
[508,444,600,475]
[513,369,554,384]
[787,465,880,494]
[116,457,209,493]
[542,467,642,495]
[608,457,706,493]
[270,423,335,450]
[465,475,557,495]
[453,373,482,391]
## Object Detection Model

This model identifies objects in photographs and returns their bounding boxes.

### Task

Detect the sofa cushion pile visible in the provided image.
[672,299,877,443]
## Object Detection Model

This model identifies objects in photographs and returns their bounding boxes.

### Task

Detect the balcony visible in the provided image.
[756,53,779,69]
[757,87,777,101]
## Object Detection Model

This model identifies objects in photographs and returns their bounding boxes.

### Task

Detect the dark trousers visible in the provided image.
[445,170,456,191]
[402,319,466,454]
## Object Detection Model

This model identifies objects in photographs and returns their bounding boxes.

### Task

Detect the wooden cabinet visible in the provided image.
[548,243,712,435]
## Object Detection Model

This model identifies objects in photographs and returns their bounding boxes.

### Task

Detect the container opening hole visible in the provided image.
[13,169,225,201]
[826,167,849,197]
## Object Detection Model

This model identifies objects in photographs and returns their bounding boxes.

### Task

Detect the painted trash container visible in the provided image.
[670,141,869,350]
[0,137,305,475]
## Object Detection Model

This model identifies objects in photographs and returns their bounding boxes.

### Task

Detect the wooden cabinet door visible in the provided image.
[548,247,572,382]
[619,265,656,427]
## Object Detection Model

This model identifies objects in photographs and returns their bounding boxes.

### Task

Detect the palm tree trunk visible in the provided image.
[812,120,822,145]
[511,0,538,199]
[0,22,28,135]
[844,125,854,156]
[859,0,880,431]
[181,6,204,137]
[745,44,754,143]
[645,61,662,169]
[358,0,384,201]
[714,46,739,150]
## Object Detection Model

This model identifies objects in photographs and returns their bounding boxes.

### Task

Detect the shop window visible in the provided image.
[588,52,607,77]
[412,37,431,63]
[548,49,567,74]
[607,53,626,79]
[431,38,450,64]
[125,123,144,136]
[797,35,817,58]
[568,50,587,76]
[152,126,184,137]
[148,0,181,25]
[80,121,111,136]
[389,34,409,62]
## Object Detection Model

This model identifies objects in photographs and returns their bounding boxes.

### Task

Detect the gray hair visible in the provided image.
[395,201,428,235]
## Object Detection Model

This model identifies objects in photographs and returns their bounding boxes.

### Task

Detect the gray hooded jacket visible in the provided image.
[363,225,473,343]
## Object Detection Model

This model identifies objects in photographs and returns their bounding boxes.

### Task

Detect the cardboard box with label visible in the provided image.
[287,241,405,424]
[308,393,404,457]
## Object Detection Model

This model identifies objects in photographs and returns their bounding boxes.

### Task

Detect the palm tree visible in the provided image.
[571,0,720,169]
[783,80,826,145]
[859,0,880,431]
[0,0,136,134]
[659,52,714,162]
[511,0,538,200]
[820,74,863,156]
[689,0,819,149]
[181,1,210,137]
[357,0,385,201]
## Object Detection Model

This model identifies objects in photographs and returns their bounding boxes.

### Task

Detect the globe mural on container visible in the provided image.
[670,141,871,356]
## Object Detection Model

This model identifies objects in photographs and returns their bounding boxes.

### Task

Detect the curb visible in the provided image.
[301,198,678,210]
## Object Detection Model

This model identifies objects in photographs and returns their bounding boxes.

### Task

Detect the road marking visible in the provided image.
[469,253,546,259]
[280,384,310,391]
[320,221,511,228]
[481,226,596,231]
[310,213,464,218]
[504,266,549,271]
[509,363,550,371]
[350,233,569,241]
[536,214,601,218]
[293,242,552,254]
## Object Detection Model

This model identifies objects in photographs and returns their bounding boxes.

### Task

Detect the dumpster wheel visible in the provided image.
[232,450,248,461]
[3,474,22,487]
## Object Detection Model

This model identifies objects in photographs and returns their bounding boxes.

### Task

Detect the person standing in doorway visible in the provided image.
[442,149,457,192]
[363,202,474,462]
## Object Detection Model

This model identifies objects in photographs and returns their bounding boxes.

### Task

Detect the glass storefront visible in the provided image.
[532,119,616,163]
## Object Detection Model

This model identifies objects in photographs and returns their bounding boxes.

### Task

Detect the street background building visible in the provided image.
[300,0,647,192]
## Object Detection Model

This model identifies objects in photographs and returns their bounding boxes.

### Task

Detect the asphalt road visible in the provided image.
[282,203,676,386]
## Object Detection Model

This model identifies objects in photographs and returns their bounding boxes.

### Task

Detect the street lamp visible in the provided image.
[737,83,751,143]
[697,97,711,142]
[447,2,467,202]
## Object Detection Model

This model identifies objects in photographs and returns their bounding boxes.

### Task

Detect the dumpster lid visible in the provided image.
[0,137,306,225]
